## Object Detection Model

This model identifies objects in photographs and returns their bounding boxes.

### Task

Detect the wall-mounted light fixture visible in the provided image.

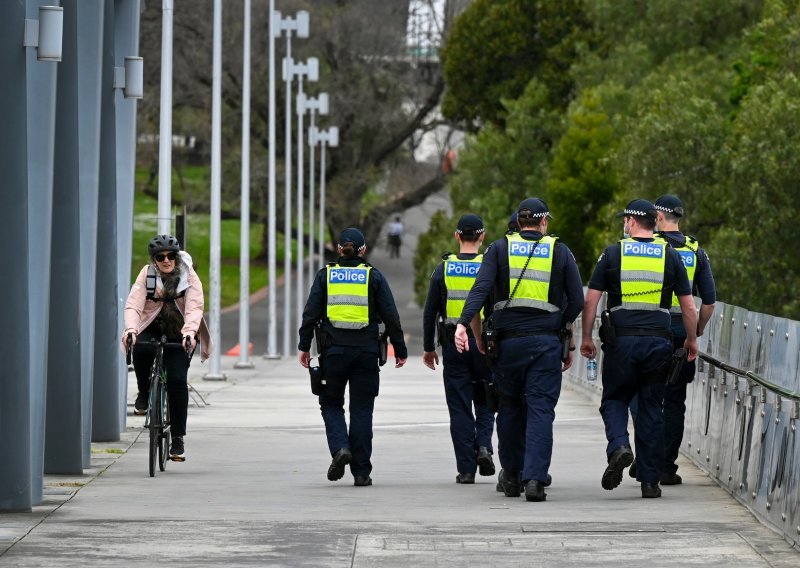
[23,6,64,62]
[113,56,144,99]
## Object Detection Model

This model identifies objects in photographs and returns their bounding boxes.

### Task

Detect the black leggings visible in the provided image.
[132,326,190,437]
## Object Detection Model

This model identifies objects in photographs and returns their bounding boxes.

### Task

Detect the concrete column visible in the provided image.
[114,0,141,434]
[0,1,32,512]
[92,0,120,442]
[26,0,59,505]
[46,0,106,473]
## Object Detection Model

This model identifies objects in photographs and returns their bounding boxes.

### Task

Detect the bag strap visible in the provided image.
[503,239,539,310]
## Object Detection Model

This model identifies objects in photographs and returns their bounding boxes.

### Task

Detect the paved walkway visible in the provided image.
[2,192,798,565]
[1,353,798,567]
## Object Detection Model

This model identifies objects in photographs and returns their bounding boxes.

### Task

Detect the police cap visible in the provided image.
[615,198,657,221]
[654,195,684,217]
[456,214,484,236]
[517,197,553,220]
[338,227,366,248]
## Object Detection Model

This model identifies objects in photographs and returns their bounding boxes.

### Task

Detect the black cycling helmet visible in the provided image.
[148,234,181,257]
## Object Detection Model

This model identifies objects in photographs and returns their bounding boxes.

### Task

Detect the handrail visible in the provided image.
[698,352,800,401]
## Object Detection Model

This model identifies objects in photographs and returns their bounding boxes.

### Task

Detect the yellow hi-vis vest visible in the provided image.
[495,234,560,313]
[657,233,699,314]
[326,263,371,329]
[614,238,669,313]
[443,253,483,324]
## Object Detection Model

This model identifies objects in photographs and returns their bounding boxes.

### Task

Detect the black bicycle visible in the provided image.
[127,334,193,477]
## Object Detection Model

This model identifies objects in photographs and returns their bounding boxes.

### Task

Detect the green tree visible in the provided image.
[547,87,623,278]
[441,0,594,127]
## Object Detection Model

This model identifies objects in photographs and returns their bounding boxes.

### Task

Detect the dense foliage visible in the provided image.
[419,0,800,319]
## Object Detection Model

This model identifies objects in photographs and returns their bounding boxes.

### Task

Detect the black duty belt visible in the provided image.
[498,330,559,341]
[614,327,672,340]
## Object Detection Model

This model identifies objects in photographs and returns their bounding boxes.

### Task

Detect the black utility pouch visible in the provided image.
[559,326,572,363]
[436,318,446,347]
[314,324,332,353]
[309,358,326,395]
[378,331,389,367]
[484,381,499,413]
[482,328,499,361]
[666,348,688,385]
[599,309,616,346]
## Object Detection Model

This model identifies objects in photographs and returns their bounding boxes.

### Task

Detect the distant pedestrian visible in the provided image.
[298,228,408,487]
[387,215,404,258]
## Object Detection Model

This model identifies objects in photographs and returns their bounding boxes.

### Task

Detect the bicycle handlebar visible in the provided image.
[126,334,196,365]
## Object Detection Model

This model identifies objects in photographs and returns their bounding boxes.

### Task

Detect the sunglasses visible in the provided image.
[154,252,177,262]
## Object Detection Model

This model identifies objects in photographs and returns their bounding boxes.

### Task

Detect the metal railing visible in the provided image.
[565,300,800,550]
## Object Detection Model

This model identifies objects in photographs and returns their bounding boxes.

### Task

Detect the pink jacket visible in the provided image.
[123,258,213,362]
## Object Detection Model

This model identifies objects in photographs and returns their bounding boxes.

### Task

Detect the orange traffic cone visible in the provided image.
[225,342,253,357]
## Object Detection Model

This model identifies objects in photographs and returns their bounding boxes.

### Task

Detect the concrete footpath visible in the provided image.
[1,353,799,567]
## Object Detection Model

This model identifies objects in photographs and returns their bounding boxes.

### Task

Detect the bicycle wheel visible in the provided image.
[148,382,160,478]
[158,380,169,472]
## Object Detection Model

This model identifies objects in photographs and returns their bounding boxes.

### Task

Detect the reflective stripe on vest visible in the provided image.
[666,235,698,314]
[494,234,560,313]
[326,264,371,329]
[443,254,482,324]
[617,238,669,313]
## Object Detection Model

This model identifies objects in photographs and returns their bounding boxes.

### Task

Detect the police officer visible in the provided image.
[506,213,519,235]
[649,194,715,485]
[422,214,496,484]
[298,228,408,487]
[580,199,698,499]
[454,198,584,502]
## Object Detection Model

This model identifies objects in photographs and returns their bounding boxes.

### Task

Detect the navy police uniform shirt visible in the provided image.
[457,230,584,334]
[658,230,717,323]
[422,252,483,352]
[588,237,691,330]
[298,256,408,358]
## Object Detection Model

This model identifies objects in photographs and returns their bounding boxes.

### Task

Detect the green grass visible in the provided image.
[130,189,281,308]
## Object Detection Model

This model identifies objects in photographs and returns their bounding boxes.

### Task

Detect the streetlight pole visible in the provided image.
[291,60,319,333]
[300,93,329,284]
[312,126,339,267]
[266,5,279,359]
[276,11,310,358]
[156,0,174,234]
[204,0,225,380]
[235,0,254,369]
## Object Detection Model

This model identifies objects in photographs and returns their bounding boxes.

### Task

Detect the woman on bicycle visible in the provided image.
[120,234,212,462]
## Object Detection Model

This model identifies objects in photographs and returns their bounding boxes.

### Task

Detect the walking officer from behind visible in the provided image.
[650,194,715,485]
[454,198,584,502]
[580,199,698,499]
[298,228,408,487]
[422,214,496,484]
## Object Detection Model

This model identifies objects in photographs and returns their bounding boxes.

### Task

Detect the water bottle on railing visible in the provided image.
[587,357,597,381]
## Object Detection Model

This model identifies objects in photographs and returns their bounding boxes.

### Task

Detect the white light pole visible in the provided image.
[275,10,310,358]
[265,5,279,359]
[289,59,319,331]
[235,0,254,369]
[156,0,174,234]
[310,126,339,266]
[204,0,225,380]
[299,93,329,284]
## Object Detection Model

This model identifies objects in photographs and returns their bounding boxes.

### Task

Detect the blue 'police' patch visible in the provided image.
[622,241,664,259]
[329,268,368,284]
[509,241,551,258]
[679,250,695,267]
[446,261,480,277]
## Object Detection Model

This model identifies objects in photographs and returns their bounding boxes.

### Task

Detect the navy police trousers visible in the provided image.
[441,337,495,475]
[493,335,562,484]
[319,344,380,478]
